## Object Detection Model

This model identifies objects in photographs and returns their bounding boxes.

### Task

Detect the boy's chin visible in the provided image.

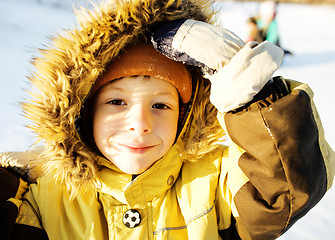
[118,166,149,175]
[113,159,158,175]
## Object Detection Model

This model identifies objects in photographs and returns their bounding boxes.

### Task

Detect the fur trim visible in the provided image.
[23,0,222,197]
[180,76,225,162]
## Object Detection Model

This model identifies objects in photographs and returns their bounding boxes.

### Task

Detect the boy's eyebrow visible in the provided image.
[153,91,179,99]
[111,86,177,96]
[109,86,125,92]
[101,85,126,93]
[103,85,178,100]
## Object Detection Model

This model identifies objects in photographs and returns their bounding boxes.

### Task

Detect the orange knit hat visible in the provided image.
[90,43,192,103]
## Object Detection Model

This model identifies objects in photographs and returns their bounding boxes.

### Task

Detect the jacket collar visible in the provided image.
[95,141,184,208]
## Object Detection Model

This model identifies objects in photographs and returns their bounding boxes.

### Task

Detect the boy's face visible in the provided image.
[93,76,180,174]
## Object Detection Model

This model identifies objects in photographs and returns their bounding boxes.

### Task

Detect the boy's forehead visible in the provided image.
[100,75,179,97]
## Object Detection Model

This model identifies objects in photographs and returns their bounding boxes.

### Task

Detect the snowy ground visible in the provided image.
[1,0,334,239]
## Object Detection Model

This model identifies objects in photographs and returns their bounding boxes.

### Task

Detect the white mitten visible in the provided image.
[0,146,44,182]
[209,41,284,113]
[171,19,245,72]
[151,19,284,112]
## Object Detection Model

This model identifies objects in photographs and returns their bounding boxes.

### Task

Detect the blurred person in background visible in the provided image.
[247,1,292,55]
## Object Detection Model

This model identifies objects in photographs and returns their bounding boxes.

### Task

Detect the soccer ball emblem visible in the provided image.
[123,209,141,228]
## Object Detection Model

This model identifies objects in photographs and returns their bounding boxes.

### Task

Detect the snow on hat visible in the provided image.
[90,43,192,103]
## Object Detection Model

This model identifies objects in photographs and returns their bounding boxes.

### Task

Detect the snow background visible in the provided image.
[0,0,334,238]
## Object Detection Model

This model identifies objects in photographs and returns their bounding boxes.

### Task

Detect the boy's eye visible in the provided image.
[152,103,171,110]
[107,99,126,105]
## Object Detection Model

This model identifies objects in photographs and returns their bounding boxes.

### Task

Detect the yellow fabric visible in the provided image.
[16,142,236,239]
[7,198,22,209]
[15,178,28,199]
[18,175,108,239]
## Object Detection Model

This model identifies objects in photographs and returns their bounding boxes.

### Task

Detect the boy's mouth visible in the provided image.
[116,143,155,153]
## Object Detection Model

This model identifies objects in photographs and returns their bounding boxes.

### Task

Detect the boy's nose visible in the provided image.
[127,106,152,134]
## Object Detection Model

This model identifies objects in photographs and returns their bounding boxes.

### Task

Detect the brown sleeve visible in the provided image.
[0,167,23,199]
[224,77,330,240]
[0,168,48,240]
[11,224,49,240]
[0,168,21,240]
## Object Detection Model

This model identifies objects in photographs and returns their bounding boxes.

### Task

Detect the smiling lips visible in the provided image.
[117,143,155,153]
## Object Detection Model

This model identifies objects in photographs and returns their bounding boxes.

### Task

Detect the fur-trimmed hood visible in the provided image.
[23,0,224,194]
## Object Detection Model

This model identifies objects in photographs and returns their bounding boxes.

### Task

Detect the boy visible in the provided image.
[1,0,334,239]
